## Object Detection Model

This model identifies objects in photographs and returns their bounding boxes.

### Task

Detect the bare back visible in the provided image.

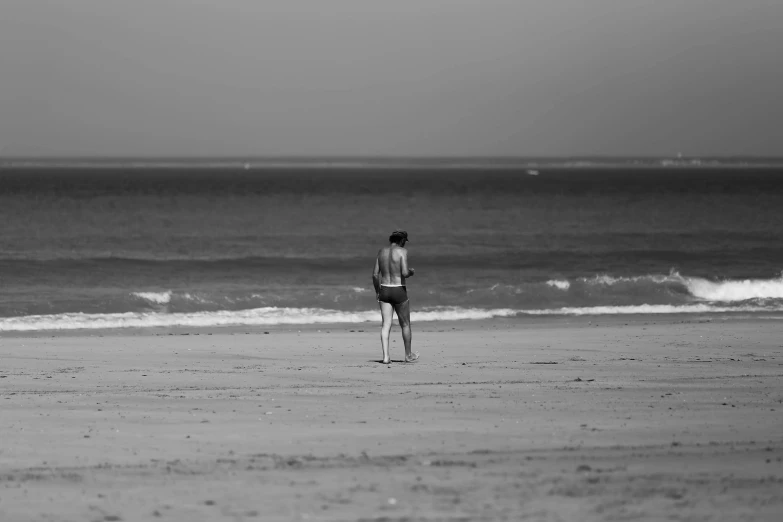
[375,245,410,286]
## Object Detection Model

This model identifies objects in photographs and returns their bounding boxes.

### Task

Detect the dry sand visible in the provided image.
[1,316,782,521]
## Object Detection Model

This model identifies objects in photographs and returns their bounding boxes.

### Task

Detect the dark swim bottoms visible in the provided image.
[378,285,408,305]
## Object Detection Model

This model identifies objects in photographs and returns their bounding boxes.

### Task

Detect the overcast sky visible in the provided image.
[1,1,781,157]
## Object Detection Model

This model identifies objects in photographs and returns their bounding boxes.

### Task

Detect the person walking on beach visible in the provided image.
[372,230,419,364]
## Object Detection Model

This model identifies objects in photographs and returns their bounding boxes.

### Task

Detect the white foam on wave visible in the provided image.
[579,274,675,286]
[546,279,571,290]
[2,302,783,332]
[131,291,172,304]
[0,306,520,332]
[572,272,783,303]
[182,293,212,304]
[413,307,518,321]
[684,275,783,302]
[522,303,783,315]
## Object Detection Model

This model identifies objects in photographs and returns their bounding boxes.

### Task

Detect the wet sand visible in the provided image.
[1,317,782,521]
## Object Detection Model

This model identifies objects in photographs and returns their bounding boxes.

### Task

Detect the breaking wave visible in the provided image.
[3,272,783,331]
[132,291,173,304]
[684,275,783,302]
[574,271,783,303]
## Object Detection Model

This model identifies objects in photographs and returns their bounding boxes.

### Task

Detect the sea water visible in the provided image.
[1,165,781,331]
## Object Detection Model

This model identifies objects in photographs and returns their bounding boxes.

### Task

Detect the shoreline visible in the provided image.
[0,312,727,337]
[0,311,777,339]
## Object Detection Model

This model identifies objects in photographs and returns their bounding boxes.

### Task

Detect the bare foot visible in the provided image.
[381,359,390,364]
[405,352,420,363]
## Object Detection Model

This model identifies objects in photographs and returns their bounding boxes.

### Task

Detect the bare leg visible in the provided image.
[379,301,394,363]
[401,324,413,358]
[395,300,418,362]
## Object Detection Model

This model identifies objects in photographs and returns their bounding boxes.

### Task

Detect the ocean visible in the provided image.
[1,164,782,331]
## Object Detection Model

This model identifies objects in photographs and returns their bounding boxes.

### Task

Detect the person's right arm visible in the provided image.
[372,254,381,295]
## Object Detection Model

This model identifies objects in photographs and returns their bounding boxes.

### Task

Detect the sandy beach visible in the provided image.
[2,316,782,521]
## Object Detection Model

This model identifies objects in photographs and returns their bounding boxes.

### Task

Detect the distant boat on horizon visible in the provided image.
[526,169,539,176]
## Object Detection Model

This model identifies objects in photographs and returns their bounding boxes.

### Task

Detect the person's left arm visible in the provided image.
[399,249,414,278]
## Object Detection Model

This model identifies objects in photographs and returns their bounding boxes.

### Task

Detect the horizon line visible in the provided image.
[3,154,783,161]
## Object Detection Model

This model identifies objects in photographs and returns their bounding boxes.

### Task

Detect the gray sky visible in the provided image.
[1,1,781,157]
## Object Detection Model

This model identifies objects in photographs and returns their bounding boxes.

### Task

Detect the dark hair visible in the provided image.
[389,233,406,244]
